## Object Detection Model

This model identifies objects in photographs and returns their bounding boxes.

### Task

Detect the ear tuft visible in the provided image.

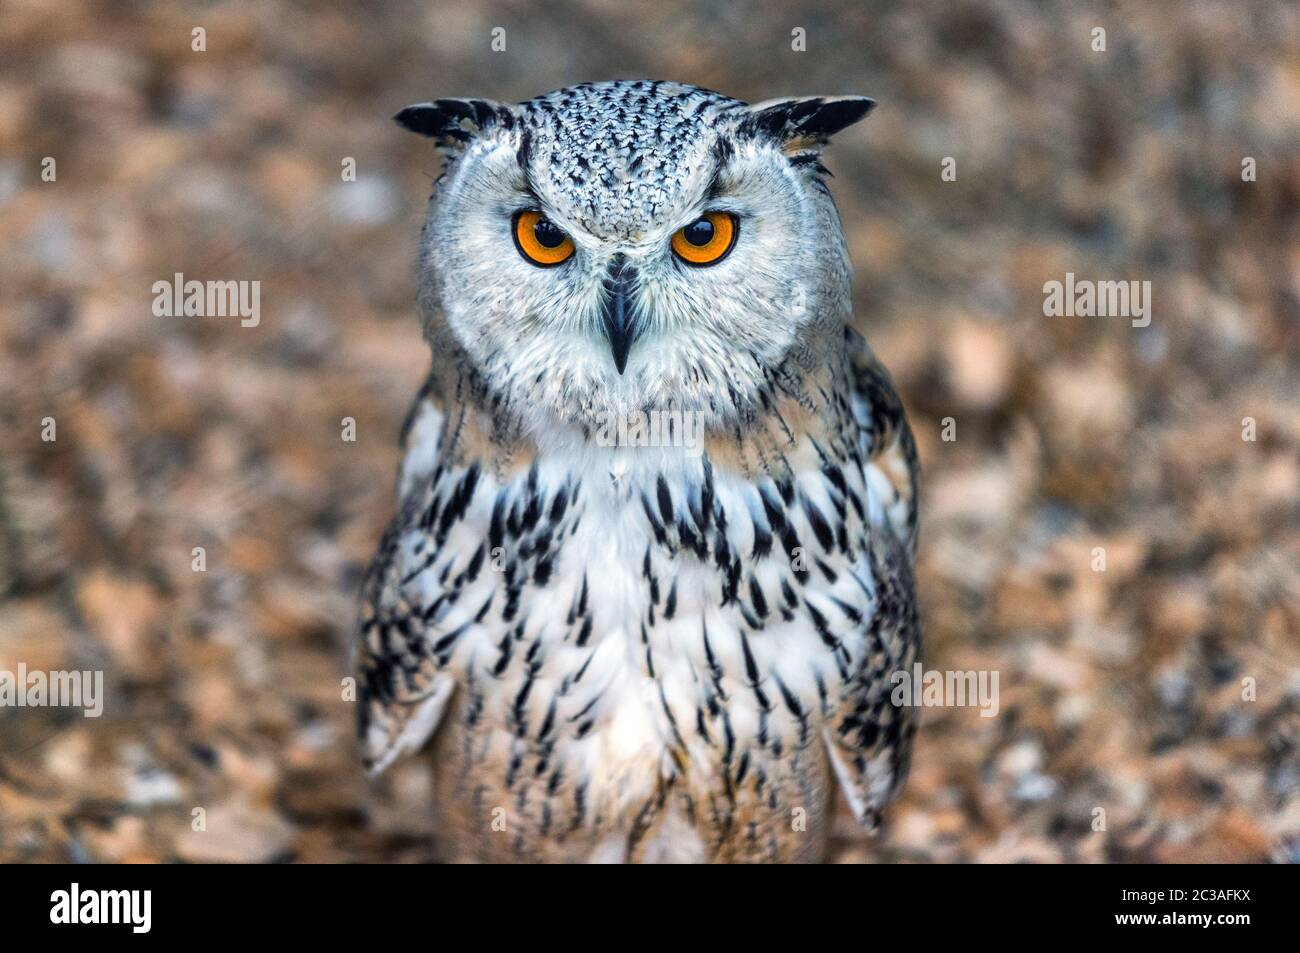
[742,96,875,153]
[393,98,513,147]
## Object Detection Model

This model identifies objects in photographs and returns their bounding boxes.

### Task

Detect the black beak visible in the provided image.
[600,254,639,375]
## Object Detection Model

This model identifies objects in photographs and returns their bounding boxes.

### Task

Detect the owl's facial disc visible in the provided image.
[509,205,741,376]
[511,210,744,376]
[401,82,875,431]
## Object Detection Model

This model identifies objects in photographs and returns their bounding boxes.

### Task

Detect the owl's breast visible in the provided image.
[411,452,684,860]
[399,432,883,860]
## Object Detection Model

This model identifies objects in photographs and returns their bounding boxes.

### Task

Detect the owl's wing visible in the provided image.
[354,373,457,776]
[844,326,919,556]
[822,327,922,830]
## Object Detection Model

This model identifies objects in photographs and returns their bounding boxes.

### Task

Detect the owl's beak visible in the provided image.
[600,255,640,375]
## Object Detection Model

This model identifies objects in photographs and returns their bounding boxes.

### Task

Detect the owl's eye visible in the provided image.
[671,211,738,266]
[513,210,575,267]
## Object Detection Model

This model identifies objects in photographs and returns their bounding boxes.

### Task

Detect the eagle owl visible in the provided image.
[356,81,920,863]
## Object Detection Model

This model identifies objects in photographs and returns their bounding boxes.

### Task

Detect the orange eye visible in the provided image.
[671,211,738,266]
[513,210,574,267]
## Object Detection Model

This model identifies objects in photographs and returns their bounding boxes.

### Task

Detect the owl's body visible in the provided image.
[357,81,920,863]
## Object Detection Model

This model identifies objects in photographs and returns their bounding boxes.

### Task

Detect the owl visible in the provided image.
[356,81,920,863]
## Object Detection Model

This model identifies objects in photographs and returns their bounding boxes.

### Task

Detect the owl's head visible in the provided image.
[397,81,873,440]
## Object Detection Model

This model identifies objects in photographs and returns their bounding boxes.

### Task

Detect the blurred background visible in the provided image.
[0,0,1296,863]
